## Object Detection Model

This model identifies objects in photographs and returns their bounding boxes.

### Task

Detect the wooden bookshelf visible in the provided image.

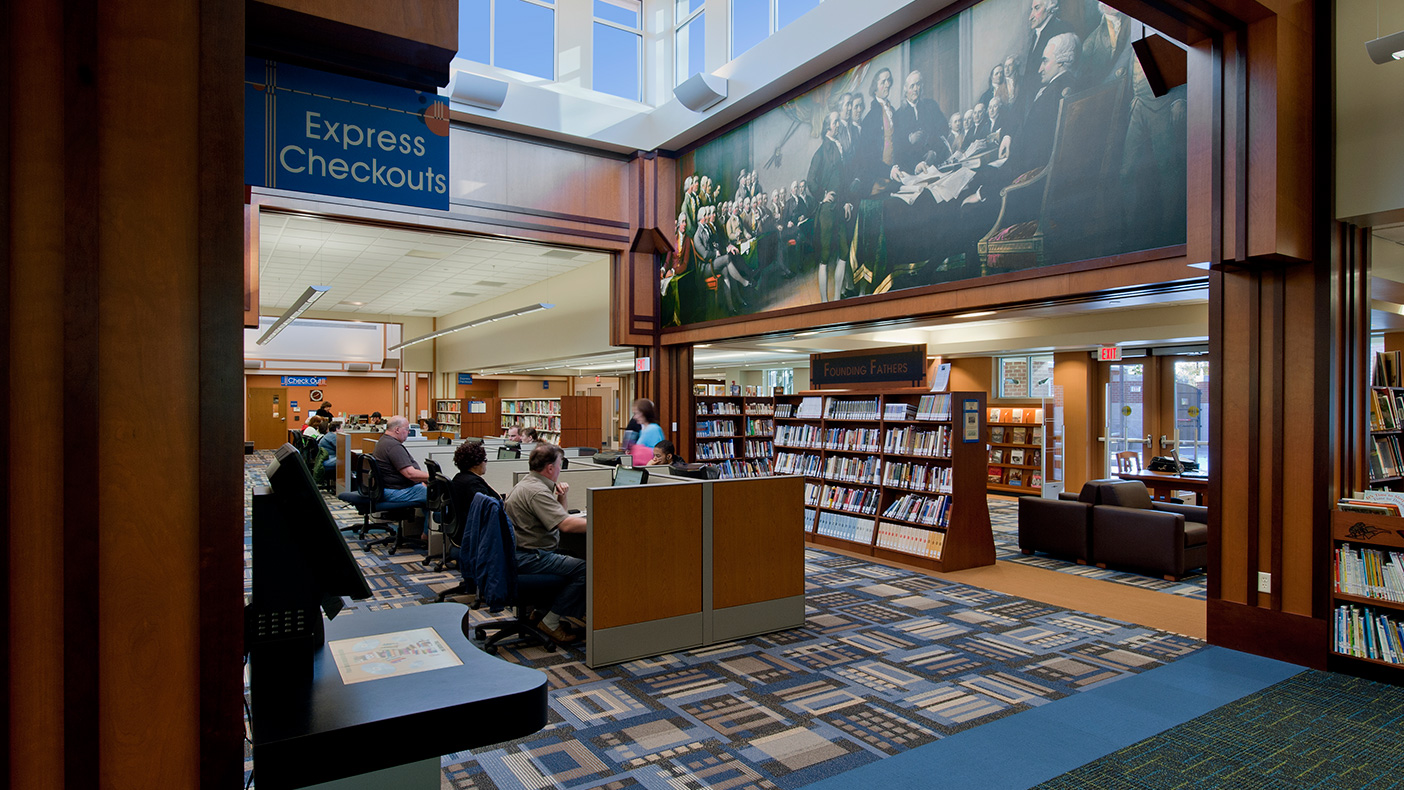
[436,397,497,440]
[498,396,602,448]
[1367,352,1404,489]
[985,405,1047,495]
[693,395,775,478]
[777,389,994,573]
[1328,509,1404,679]
[559,396,603,449]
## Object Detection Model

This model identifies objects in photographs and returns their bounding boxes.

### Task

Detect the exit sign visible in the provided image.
[1098,346,1122,362]
[635,357,652,372]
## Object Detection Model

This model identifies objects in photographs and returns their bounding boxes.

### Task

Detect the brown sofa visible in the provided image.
[1091,481,1208,580]
[1017,479,1121,563]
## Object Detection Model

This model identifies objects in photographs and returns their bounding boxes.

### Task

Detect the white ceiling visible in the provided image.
[258,212,609,318]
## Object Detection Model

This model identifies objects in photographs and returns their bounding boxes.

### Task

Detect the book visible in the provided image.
[988,448,1003,464]
[991,426,1005,443]
[1009,448,1025,465]
[1011,427,1028,444]
[1027,449,1042,467]
[1006,468,1023,486]
[931,362,951,392]
[987,465,1004,483]
[1030,471,1043,488]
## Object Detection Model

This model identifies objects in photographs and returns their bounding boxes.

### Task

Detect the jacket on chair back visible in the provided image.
[460,492,517,612]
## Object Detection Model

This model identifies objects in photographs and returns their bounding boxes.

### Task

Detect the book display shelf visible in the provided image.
[693,396,775,478]
[499,397,602,448]
[1329,508,1404,676]
[435,397,496,439]
[985,405,1047,495]
[775,389,994,573]
[1369,351,1404,489]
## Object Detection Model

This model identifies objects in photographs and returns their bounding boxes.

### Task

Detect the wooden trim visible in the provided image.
[0,3,11,779]
[449,196,632,229]
[201,0,247,784]
[1206,598,1328,669]
[63,0,102,779]
[1269,269,1284,611]
[1244,274,1260,603]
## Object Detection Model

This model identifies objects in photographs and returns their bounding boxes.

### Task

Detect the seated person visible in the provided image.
[317,421,341,475]
[504,424,522,442]
[451,439,500,504]
[521,427,539,443]
[418,416,439,432]
[301,414,324,438]
[650,439,690,470]
[502,444,587,644]
[371,415,430,533]
[368,411,385,429]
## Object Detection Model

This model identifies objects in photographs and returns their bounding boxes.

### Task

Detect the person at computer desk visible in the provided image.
[504,424,522,442]
[368,411,385,429]
[650,439,690,470]
[418,416,439,432]
[371,416,430,532]
[629,398,665,467]
[315,401,334,420]
[521,427,539,443]
[451,439,500,504]
[317,421,341,477]
[502,444,586,644]
[302,414,324,438]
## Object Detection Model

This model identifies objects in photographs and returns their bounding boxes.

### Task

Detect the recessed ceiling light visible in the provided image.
[541,250,582,260]
[954,310,996,319]
[450,291,479,297]
[340,301,365,306]
[476,280,507,287]
[405,249,448,259]
[795,330,822,337]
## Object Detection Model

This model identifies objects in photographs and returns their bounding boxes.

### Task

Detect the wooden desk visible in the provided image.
[250,603,547,790]
[1118,471,1209,506]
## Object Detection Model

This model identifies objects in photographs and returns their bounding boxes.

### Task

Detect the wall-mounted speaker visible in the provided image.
[1132,34,1188,98]
[674,72,728,113]
[381,357,400,370]
[347,362,372,372]
[451,70,510,111]
[244,359,263,370]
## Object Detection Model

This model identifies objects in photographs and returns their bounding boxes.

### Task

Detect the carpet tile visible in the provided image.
[243,452,1205,789]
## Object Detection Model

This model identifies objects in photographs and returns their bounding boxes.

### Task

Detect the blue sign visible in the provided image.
[281,376,327,387]
[245,58,450,210]
[457,373,473,385]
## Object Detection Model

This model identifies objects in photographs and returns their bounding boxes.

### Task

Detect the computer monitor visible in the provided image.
[613,467,648,486]
[670,463,715,480]
[619,454,634,469]
[497,447,521,460]
[437,437,452,446]
[248,444,371,657]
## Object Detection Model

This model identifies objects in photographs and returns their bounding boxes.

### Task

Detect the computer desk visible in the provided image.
[250,602,547,790]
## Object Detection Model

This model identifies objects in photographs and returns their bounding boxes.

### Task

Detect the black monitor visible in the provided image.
[247,444,371,660]
[497,447,521,460]
[670,463,715,480]
[437,437,452,445]
[619,454,634,469]
[613,467,648,486]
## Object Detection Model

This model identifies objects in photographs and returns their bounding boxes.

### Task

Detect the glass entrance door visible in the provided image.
[1168,359,1210,472]
[1104,362,1147,473]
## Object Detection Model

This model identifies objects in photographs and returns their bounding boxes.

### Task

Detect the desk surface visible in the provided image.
[251,603,547,790]
[1118,470,1209,489]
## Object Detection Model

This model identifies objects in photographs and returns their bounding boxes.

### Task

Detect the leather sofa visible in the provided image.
[1017,479,1121,563]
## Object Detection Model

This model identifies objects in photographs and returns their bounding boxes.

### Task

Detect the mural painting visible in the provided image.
[662,0,1187,328]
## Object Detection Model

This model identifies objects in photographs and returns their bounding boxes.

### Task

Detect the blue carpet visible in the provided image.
[800,647,1302,790]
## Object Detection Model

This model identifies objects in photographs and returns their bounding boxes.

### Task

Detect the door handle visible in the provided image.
[1160,434,1170,449]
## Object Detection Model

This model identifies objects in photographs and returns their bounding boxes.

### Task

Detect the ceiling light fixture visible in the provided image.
[1366,31,1404,64]
[388,303,554,351]
[795,330,822,337]
[257,285,331,345]
[954,310,997,319]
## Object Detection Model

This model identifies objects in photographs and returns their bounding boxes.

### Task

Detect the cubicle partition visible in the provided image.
[584,475,805,667]
[511,467,614,510]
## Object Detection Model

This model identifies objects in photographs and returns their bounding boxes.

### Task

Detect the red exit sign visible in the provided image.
[1098,346,1122,362]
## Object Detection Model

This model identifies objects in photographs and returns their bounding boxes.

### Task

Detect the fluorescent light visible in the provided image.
[795,331,822,337]
[954,310,996,319]
[696,343,712,348]
[388,303,554,351]
[257,285,330,345]
[1366,31,1404,64]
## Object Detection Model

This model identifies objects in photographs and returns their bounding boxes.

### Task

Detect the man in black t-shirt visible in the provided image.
[371,415,429,531]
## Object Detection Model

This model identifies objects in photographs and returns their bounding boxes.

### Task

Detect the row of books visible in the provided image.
[1369,433,1404,481]
[745,439,774,458]
[884,426,951,457]
[1369,387,1404,431]
[823,427,882,452]
[876,522,945,559]
[1335,543,1404,602]
[825,398,881,420]
[883,494,951,527]
[776,424,822,448]
[988,466,1043,487]
[697,420,739,438]
[696,440,737,460]
[884,402,917,420]
[988,407,1042,424]
[989,447,1042,466]
[697,401,742,415]
[822,455,882,485]
[804,482,822,507]
[1337,497,1403,516]
[501,399,561,415]
[990,425,1042,445]
[776,452,822,476]
[745,401,775,415]
[882,462,952,493]
[500,415,561,431]
[916,394,953,421]
[746,418,774,436]
[1335,604,1404,664]
[1373,350,1403,388]
[818,484,881,515]
[813,510,876,543]
[794,397,824,418]
[716,458,773,478]
[435,400,462,413]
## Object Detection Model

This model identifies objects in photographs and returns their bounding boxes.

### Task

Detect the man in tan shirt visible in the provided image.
[502,444,586,643]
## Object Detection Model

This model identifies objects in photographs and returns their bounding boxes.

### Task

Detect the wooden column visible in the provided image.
[634,345,695,455]
[6,0,245,787]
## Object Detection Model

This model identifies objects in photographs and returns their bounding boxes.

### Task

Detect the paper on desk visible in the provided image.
[328,626,462,685]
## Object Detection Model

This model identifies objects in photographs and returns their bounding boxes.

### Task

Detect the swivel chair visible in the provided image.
[335,453,422,555]
[459,493,569,654]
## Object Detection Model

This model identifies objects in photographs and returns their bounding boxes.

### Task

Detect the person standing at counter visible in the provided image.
[630,398,665,467]
[315,401,334,420]
[502,444,586,644]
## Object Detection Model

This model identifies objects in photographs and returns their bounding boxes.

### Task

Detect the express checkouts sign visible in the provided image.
[245,59,450,210]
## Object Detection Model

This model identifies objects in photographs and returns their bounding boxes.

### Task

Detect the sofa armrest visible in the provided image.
[1151,501,1208,523]
[1018,497,1093,561]
[1092,505,1186,576]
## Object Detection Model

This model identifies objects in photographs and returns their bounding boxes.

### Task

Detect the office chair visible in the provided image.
[336,453,422,554]
[459,492,568,654]
[424,462,459,572]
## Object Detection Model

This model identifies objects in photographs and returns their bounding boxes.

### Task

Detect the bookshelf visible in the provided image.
[1369,351,1404,488]
[693,395,775,478]
[500,396,602,448]
[776,389,995,573]
[1329,509,1404,676]
[985,405,1047,495]
[434,397,496,439]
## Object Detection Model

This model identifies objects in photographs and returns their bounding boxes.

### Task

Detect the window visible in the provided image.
[458,0,556,81]
[594,0,642,101]
[998,354,1055,399]
[676,0,705,86]
[730,0,823,58]
[764,368,794,394]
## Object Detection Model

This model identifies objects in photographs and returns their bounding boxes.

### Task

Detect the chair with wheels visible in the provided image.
[335,452,421,554]
[424,460,458,572]
[459,492,567,654]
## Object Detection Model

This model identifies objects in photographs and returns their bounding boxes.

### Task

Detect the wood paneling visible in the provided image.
[1207,598,1329,669]
[244,204,259,328]
[590,485,704,629]
[711,477,804,609]
[1053,353,1093,491]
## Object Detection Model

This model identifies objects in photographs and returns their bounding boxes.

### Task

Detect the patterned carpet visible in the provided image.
[244,453,1206,789]
[988,498,1208,600]
[1034,670,1404,789]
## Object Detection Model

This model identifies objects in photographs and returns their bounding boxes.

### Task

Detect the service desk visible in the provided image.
[1117,470,1210,506]
[250,602,547,790]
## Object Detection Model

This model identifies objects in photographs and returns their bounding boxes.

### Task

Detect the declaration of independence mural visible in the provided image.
[662,0,1187,328]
